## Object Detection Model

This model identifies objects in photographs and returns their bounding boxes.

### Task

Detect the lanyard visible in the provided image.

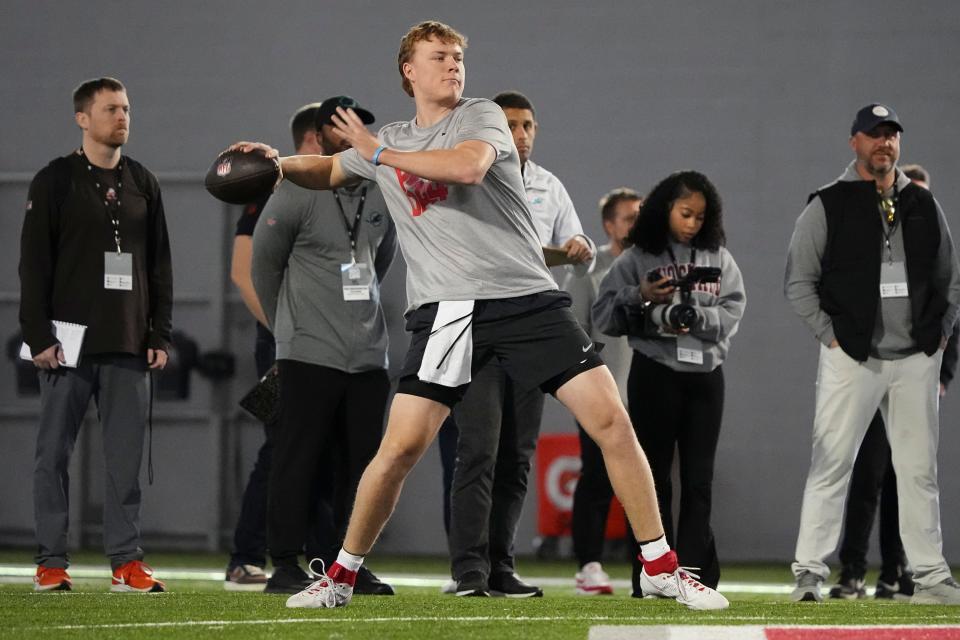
[878,183,900,263]
[666,245,697,276]
[666,245,696,301]
[79,148,124,254]
[333,186,367,263]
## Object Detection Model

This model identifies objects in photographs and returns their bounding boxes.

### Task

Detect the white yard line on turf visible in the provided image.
[12,617,960,632]
[0,563,792,594]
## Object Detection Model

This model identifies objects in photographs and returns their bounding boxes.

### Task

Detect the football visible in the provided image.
[204,148,279,205]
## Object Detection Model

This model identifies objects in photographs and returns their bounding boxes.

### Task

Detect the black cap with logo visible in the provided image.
[315,95,375,129]
[850,103,903,136]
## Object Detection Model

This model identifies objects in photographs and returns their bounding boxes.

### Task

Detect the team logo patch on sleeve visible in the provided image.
[26,200,32,211]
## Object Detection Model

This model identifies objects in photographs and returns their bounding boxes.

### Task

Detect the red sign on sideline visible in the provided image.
[535,433,627,539]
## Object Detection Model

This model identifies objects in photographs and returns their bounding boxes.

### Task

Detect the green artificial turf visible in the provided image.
[2,551,959,640]
[4,586,960,640]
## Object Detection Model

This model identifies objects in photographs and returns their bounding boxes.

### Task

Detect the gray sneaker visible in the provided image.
[911,577,960,605]
[791,571,824,602]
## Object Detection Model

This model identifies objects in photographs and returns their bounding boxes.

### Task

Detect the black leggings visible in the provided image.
[627,352,724,590]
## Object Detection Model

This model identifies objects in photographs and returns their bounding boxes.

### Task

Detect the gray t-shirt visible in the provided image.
[251,180,396,372]
[339,98,556,311]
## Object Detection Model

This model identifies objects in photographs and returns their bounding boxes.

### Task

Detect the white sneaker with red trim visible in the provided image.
[575,562,614,595]
[639,566,729,610]
[285,560,353,609]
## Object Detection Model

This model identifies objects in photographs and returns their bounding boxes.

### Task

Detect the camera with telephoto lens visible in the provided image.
[653,302,699,331]
[640,266,722,332]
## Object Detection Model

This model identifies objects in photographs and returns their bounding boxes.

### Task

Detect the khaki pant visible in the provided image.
[792,345,950,588]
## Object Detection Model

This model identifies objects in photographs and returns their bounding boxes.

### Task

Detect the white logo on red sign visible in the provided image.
[545,455,581,511]
[216,160,232,177]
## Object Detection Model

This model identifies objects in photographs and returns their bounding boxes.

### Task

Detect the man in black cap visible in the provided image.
[785,104,960,604]
[251,97,398,595]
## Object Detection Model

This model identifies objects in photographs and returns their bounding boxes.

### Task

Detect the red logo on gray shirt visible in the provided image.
[395,169,448,217]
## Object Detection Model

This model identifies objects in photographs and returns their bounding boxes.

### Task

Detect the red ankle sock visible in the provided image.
[640,550,678,576]
[327,562,357,586]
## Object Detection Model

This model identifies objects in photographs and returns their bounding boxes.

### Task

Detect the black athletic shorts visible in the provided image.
[397,290,605,408]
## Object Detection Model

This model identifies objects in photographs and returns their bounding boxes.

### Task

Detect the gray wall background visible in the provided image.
[2,1,960,566]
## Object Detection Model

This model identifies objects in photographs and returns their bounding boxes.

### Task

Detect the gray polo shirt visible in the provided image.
[252,179,396,372]
[338,98,556,311]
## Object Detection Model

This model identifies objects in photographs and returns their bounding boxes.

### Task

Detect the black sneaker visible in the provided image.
[828,575,866,599]
[455,571,490,597]
[489,572,543,598]
[354,565,395,596]
[876,572,915,601]
[264,564,313,594]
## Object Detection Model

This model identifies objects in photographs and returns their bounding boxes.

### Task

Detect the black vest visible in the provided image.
[814,179,946,361]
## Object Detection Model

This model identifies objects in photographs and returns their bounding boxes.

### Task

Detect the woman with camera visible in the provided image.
[593,170,746,594]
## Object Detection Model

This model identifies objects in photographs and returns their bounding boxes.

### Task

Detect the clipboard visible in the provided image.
[19,320,87,368]
[543,246,578,267]
[238,364,281,425]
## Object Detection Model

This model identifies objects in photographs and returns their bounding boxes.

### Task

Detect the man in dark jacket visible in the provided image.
[20,77,173,593]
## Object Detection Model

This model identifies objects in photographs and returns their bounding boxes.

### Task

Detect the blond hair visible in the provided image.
[397,21,467,97]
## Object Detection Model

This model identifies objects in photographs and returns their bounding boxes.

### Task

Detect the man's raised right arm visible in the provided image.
[228,142,355,190]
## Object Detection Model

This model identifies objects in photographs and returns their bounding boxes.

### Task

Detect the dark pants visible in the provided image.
[34,354,148,570]
[571,423,614,568]
[228,324,278,568]
[447,360,545,580]
[268,359,389,567]
[627,353,724,590]
[438,417,459,537]
[838,412,906,582]
[230,327,338,568]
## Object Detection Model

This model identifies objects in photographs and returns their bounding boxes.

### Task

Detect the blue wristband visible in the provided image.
[371,145,387,166]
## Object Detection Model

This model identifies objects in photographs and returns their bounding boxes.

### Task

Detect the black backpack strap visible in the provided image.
[49,156,73,213]
[124,158,154,210]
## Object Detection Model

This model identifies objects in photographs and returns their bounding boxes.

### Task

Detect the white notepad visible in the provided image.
[20,320,87,368]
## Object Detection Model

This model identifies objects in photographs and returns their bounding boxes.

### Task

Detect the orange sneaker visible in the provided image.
[34,566,72,591]
[111,560,165,593]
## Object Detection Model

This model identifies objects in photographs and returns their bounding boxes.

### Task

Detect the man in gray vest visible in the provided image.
[785,104,960,604]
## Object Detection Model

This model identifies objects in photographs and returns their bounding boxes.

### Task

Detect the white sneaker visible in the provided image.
[224,564,268,592]
[575,562,614,595]
[912,577,960,605]
[285,559,353,609]
[639,566,729,610]
[440,578,457,594]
